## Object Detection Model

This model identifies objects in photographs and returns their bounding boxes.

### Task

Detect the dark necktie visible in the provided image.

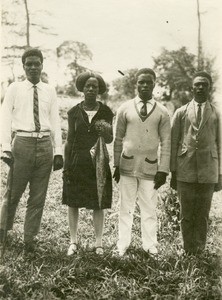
[33,86,41,132]
[140,101,147,116]
[196,103,202,127]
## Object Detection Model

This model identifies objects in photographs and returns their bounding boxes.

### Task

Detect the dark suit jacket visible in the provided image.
[171,100,221,183]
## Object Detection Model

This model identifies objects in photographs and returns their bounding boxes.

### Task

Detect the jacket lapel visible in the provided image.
[187,101,198,131]
[198,101,212,133]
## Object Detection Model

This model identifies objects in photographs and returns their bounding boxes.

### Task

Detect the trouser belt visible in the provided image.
[16,131,51,138]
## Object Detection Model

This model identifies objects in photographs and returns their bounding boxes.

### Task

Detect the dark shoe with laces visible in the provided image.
[24,240,36,254]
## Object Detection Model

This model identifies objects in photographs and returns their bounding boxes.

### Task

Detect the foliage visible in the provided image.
[56,40,93,63]
[112,68,138,100]
[99,82,110,105]
[106,93,126,114]
[64,63,87,96]
[56,40,93,96]
[153,47,217,108]
[2,0,57,82]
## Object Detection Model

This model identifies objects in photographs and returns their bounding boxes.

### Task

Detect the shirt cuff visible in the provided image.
[54,147,63,156]
[113,152,121,166]
[2,143,12,152]
[158,166,169,174]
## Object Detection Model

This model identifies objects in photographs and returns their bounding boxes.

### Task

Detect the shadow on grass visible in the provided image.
[1,238,221,299]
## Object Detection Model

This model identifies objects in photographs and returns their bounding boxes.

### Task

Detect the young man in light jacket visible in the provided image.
[170,71,222,255]
[113,68,171,256]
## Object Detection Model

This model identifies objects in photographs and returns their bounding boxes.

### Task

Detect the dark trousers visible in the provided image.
[0,136,53,242]
[177,181,214,253]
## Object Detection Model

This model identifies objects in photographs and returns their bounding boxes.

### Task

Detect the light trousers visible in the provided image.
[0,136,53,242]
[117,175,158,251]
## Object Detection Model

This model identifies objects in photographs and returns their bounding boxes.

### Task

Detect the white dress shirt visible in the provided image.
[192,99,206,122]
[135,95,155,115]
[1,80,62,155]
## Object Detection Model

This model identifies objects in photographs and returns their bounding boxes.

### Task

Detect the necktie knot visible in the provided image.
[140,101,147,116]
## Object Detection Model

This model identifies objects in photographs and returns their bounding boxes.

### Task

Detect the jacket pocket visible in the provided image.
[120,153,134,171]
[143,157,158,175]
[122,153,134,160]
[145,157,158,164]
[211,149,218,159]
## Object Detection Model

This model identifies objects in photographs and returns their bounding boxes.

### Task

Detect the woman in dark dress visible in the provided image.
[63,71,113,256]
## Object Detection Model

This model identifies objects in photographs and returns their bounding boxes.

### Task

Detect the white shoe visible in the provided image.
[95,247,104,255]
[118,249,126,257]
[112,247,126,257]
[148,246,158,255]
[67,243,78,256]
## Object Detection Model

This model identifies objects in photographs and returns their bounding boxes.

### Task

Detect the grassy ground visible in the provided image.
[0,98,222,299]
[0,160,222,299]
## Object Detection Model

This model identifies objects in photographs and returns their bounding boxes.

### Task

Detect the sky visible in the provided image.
[2,0,222,99]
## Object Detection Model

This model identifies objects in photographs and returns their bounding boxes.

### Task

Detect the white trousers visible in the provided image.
[117,175,158,251]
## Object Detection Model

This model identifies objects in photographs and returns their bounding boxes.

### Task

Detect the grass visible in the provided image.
[1,163,222,300]
[0,98,222,299]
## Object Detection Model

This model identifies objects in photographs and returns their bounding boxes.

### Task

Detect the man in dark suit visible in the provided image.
[170,71,222,254]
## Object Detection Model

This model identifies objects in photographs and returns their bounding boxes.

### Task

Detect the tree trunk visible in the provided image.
[196,0,204,70]
[23,0,30,47]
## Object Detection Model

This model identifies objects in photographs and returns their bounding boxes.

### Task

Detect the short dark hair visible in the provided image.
[22,48,43,64]
[136,68,156,81]
[193,71,212,87]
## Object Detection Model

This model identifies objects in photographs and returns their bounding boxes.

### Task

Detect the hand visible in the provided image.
[96,126,106,137]
[1,151,13,166]
[96,128,102,136]
[53,155,63,171]
[170,171,177,190]
[113,166,120,183]
[94,120,111,137]
[63,169,71,185]
[154,171,167,190]
[214,175,222,192]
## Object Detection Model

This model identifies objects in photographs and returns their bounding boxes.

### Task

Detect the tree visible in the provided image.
[56,40,93,96]
[153,47,217,108]
[2,0,57,81]
[23,0,30,46]
[100,82,110,105]
[196,0,203,70]
[112,68,138,100]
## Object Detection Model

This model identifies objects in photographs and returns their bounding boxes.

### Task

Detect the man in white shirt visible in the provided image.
[0,48,63,253]
[113,68,171,256]
[170,71,222,254]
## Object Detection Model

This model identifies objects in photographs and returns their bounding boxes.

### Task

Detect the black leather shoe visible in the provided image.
[24,241,36,254]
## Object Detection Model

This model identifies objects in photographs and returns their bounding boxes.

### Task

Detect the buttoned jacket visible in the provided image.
[171,100,221,183]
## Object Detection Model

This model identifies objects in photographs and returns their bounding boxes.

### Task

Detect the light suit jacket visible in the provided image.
[171,100,221,183]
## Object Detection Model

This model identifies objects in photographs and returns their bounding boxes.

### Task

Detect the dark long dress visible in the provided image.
[62,101,114,209]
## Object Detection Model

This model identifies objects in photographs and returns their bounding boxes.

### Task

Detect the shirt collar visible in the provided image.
[135,95,155,105]
[192,99,207,108]
[25,79,43,90]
